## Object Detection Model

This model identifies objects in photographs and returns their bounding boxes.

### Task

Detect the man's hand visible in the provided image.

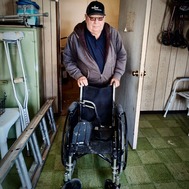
[110,78,120,88]
[77,76,88,87]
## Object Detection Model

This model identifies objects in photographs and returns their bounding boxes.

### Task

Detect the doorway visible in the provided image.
[59,0,148,149]
[62,76,79,115]
[60,36,79,115]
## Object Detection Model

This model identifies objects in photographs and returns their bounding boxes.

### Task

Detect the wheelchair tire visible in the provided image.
[104,179,120,189]
[61,114,70,166]
[61,114,77,166]
[117,111,128,173]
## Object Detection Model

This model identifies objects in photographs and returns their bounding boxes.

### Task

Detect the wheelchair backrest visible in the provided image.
[80,85,114,126]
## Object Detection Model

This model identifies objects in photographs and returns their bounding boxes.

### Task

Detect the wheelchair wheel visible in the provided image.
[61,114,77,167]
[117,111,128,173]
[61,102,79,167]
[61,114,70,166]
[105,179,120,189]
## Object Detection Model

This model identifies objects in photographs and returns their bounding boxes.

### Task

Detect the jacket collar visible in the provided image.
[74,21,111,60]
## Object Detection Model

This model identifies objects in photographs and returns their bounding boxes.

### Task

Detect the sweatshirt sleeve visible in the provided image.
[63,34,84,80]
[112,30,127,80]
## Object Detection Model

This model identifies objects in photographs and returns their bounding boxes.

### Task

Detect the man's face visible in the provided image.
[85,14,105,37]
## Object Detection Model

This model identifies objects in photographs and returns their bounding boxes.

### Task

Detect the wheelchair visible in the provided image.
[61,84,128,189]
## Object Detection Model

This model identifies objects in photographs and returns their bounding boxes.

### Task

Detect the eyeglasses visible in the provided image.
[88,16,104,21]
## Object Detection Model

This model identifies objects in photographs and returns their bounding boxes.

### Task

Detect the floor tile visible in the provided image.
[166,163,189,181]
[138,129,145,137]
[127,150,142,166]
[155,127,175,137]
[139,120,153,128]
[120,172,129,186]
[177,181,189,189]
[140,128,160,138]
[137,150,161,164]
[83,188,104,189]
[78,168,104,188]
[163,136,188,148]
[50,139,61,155]
[129,184,155,189]
[156,148,182,163]
[140,114,161,121]
[173,114,189,129]
[173,148,189,161]
[164,119,182,128]
[147,137,170,149]
[54,154,65,171]
[94,155,110,168]
[154,182,182,189]
[145,163,174,183]
[149,120,167,128]
[42,154,56,172]
[36,171,53,188]
[77,154,95,169]
[170,127,187,136]
[56,128,65,143]
[180,136,189,146]
[137,138,153,150]
[125,166,151,185]
[36,186,52,189]
[51,171,65,189]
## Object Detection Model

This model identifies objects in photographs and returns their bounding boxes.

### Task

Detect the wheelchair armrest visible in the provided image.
[68,101,79,113]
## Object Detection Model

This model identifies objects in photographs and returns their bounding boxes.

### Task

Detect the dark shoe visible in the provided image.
[62,178,82,189]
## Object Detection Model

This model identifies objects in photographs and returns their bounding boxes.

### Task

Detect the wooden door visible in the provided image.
[116,0,152,149]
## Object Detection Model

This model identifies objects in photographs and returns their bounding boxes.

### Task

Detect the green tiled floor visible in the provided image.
[35,112,189,189]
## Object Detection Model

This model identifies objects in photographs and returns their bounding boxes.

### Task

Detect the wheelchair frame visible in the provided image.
[61,85,128,188]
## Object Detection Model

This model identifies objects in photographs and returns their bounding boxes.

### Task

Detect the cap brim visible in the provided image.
[87,12,106,16]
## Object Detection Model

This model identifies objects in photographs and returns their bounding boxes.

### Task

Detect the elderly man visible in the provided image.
[63,1,127,88]
[62,2,127,189]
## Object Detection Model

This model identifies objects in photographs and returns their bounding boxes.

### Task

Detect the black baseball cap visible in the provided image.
[86,1,106,16]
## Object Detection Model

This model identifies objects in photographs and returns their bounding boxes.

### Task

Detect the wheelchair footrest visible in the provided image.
[72,121,93,145]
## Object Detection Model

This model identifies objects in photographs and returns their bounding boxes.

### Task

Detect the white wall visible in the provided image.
[141,0,189,111]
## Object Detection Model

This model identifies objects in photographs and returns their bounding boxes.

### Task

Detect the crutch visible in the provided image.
[0,12,48,27]
[0,31,42,163]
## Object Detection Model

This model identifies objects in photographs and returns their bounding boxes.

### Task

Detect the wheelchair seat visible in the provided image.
[61,85,128,188]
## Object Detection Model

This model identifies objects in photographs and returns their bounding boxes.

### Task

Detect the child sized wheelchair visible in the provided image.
[61,84,128,189]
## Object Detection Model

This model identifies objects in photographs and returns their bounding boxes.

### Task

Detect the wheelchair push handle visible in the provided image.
[112,83,116,102]
[79,83,116,103]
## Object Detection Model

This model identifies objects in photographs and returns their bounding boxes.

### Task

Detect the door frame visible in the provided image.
[56,0,63,114]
